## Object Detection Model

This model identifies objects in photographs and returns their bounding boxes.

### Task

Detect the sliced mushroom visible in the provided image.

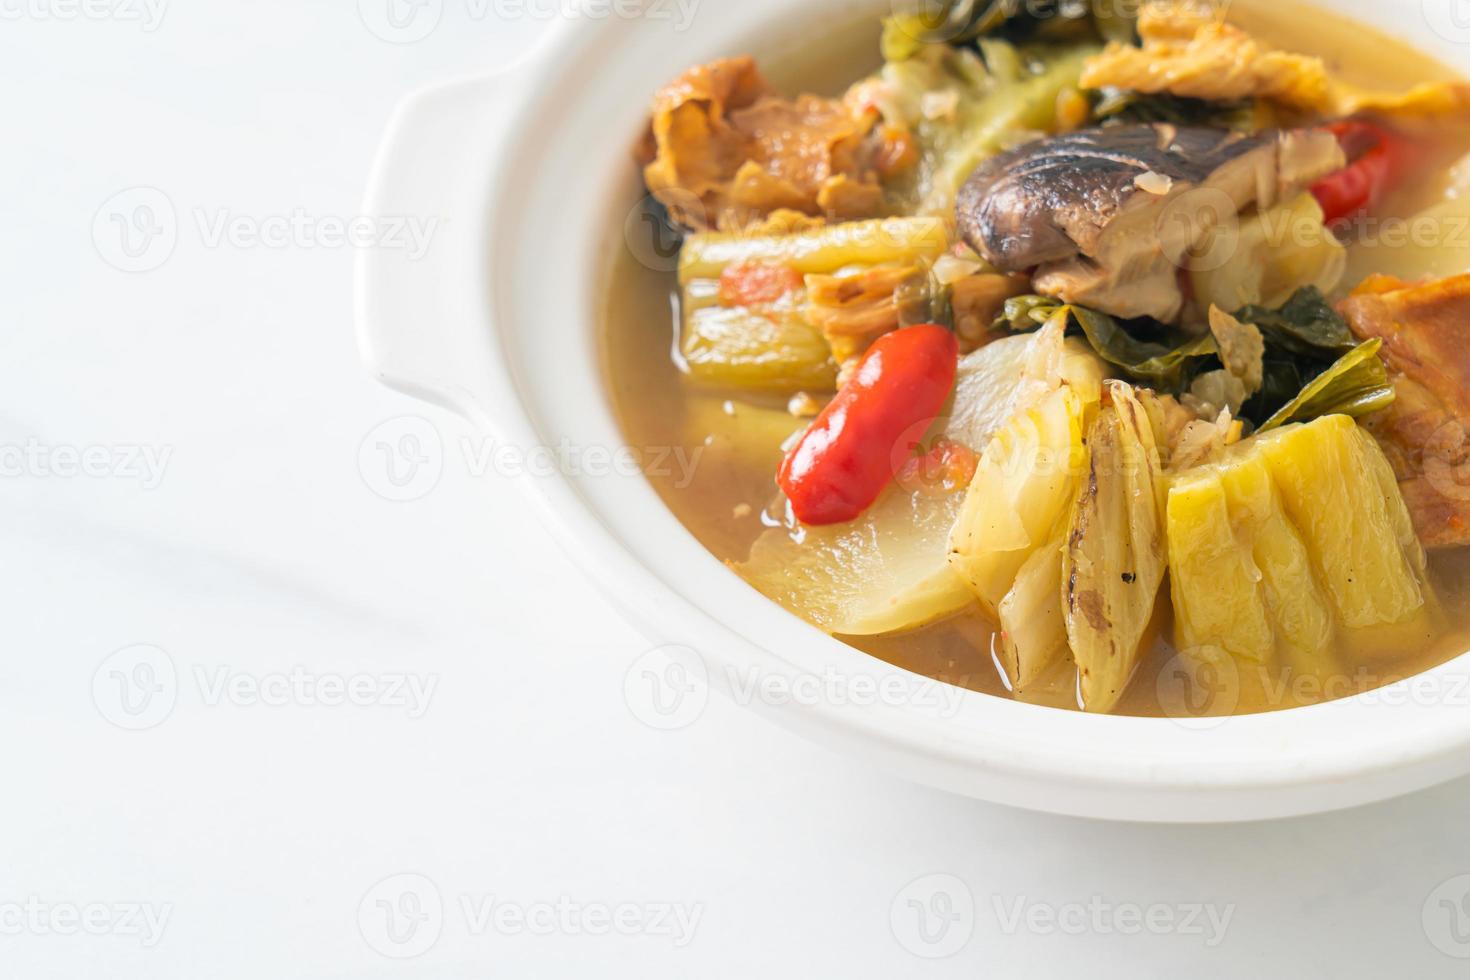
[955,124,1343,321]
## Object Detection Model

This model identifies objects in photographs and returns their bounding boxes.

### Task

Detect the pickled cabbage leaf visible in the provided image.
[948,384,1092,615]
[678,217,950,283]
[996,526,1070,692]
[675,217,951,392]
[1062,383,1168,712]
[945,316,1103,453]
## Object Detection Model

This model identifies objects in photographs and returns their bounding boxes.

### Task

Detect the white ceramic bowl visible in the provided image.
[357,0,1470,821]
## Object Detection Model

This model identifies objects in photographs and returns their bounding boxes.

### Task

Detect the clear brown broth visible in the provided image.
[602,0,1470,715]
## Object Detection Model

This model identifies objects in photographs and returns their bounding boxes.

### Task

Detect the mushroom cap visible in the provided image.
[957,124,1271,270]
[955,124,1344,321]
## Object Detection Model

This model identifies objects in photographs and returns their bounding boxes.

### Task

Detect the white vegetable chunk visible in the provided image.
[736,488,971,637]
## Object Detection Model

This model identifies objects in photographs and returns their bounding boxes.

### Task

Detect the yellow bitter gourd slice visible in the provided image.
[1168,414,1429,677]
[1256,414,1425,630]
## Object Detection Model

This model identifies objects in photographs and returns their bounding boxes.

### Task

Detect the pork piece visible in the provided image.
[639,57,887,232]
[804,265,925,364]
[1340,274,1470,549]
[955,124,1342,321]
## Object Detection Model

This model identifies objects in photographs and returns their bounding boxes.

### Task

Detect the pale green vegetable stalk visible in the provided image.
[1062,383,1169,713]
[876,42,1098,215]
[1168,446,1335,674]
[676,217,950,392]
[679,280,837,392]
[677,218,950,283]
[920,46,1097,214]
[947,316,1103,619]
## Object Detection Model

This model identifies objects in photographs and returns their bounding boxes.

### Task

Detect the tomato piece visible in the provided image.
[778,324,960,526]
[896,438,980,497]
[718,262,804,307]
[874,124,920,179]
[1310,121,1411,226]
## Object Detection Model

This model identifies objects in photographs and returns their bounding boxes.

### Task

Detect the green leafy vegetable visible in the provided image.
[878,42,1097,214]
[1092,88,1258,131]
[993,296,1217,388]
[1232,287,1359,361]
[1068,306,1218,388]
[1241,359,1304,423]
[1234,287,1393,428]
[1257,340,1396,432]
[882,0,1132,61]
[995,287,1397,431]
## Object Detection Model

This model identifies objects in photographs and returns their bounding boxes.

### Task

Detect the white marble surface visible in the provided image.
[6,3,1470,977]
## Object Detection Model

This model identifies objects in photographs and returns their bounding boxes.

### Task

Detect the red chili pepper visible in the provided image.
[1310,121,1410,225]
[778,324,959,526]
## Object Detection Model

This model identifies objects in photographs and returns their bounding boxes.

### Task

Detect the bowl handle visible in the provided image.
[355,71,523,423]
